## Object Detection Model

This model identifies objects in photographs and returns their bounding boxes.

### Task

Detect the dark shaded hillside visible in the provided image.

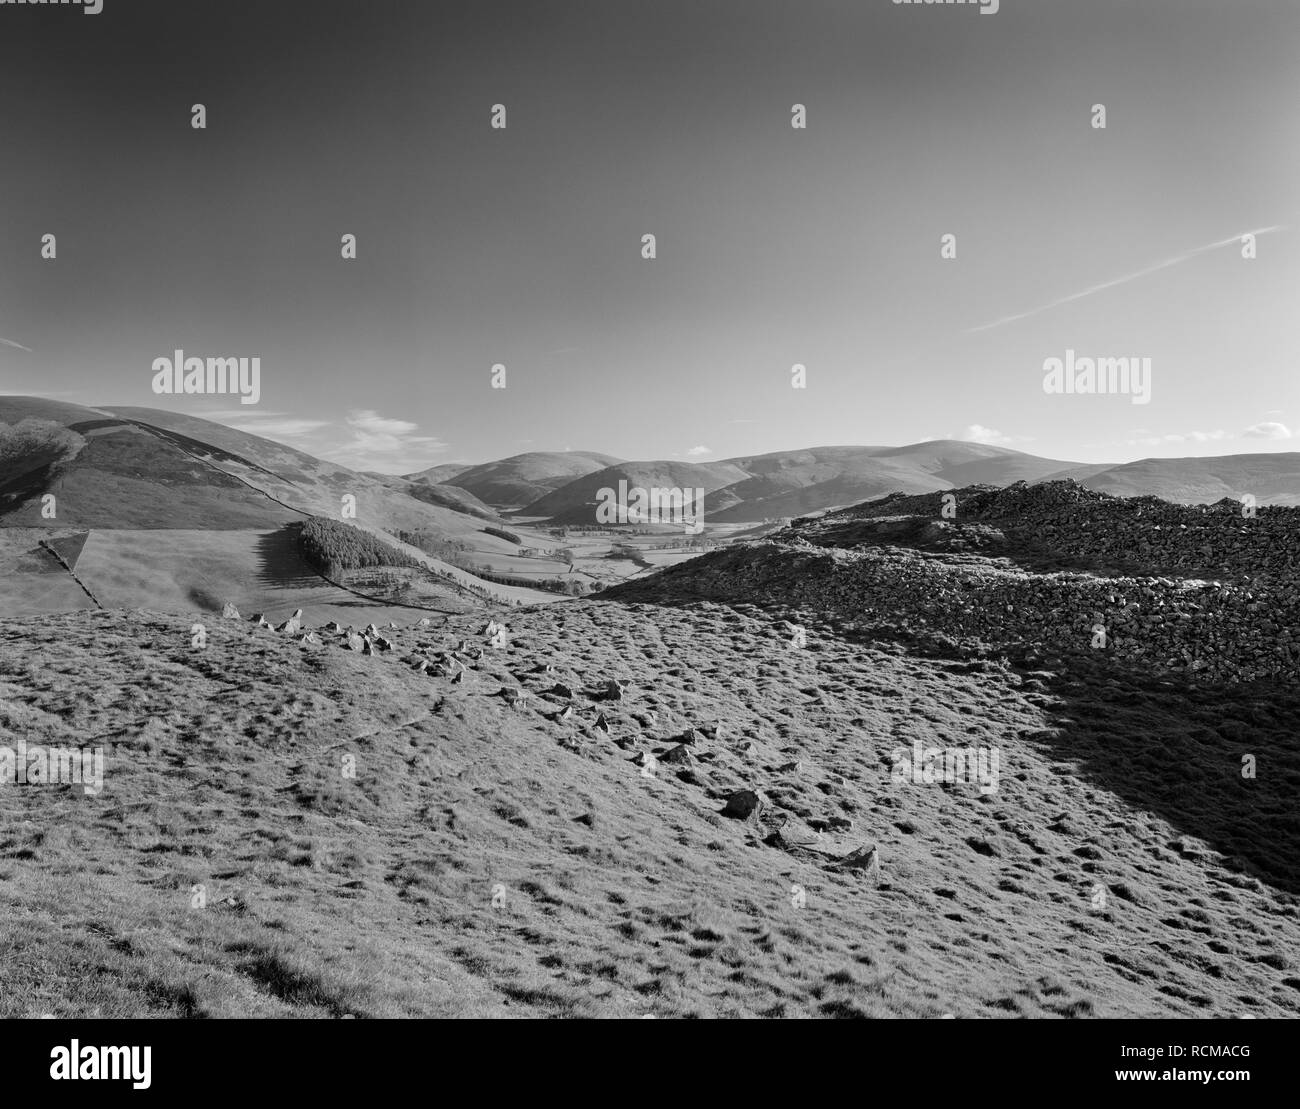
[0,424,291,529]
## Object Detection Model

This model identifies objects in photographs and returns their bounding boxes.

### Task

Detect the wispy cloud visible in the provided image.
[0,335,32,352]
[1126,429,1228,447]
[686,444,713,457]
[1243,421,1292,440]
[319,409,449,473]
[958,424,1013,446]
[967,226,1286,333]
[208,411,331,439]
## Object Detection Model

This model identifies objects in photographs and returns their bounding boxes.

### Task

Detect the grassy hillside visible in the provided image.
[1077,453,1300,506]
[1,603,1296,1017]
[443,451,625,509]
[520,460,749,523]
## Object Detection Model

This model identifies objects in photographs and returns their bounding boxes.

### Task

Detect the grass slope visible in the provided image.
[1,602,1295,1018]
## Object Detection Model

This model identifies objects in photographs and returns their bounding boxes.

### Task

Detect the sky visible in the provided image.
[0,0,1297,473]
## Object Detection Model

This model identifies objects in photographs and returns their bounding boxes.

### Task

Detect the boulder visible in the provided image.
[833,845,880,874]
[721,790,764,821]
[221,602,240,620]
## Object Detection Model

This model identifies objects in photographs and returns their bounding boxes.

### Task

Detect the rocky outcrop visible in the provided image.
[615,484,1300,686]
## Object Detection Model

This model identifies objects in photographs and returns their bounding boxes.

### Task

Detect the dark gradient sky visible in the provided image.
[1,0,1296,472]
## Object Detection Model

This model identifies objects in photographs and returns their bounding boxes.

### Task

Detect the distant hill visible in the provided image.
[516,441,1300,523]
[366,472,497,520]
[522,442,1080,524]
[521,459,750,524]
[437,451,623,509]
[1064,453,1300,506]
[404,462,476,484]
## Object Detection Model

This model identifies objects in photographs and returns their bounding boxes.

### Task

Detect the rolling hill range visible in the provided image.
[440,442,1300,523]
[423,451,624,511]
[518,443,1082,524]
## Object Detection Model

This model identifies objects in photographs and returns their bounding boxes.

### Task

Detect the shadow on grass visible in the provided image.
[603,588,1300,898]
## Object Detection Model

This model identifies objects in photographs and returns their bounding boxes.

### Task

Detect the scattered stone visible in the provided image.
[362,637,375,656]
[546,683,575,699]
[324,621,343,633]
[221,602,240,620]
[659,744,694,767]
[833,845,880,874]
[373,636,393,652]
[810,815,853,833]
[345,633,365,651]
[770,813,820,847]
[277,618,301,635]
[592,714,610,734]
[721,790,764,821]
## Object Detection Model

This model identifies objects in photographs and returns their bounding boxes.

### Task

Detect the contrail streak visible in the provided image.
[0,336,33,352]
[967,225,1285,333]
